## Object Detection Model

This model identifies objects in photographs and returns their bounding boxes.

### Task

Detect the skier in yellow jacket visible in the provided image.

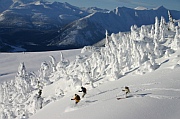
[71,94,81,104]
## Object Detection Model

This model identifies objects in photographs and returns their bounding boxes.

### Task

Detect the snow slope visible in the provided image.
[29,50,180,119]
[1,44,179,119]
[0,49,82,82]
[0,16,180,119]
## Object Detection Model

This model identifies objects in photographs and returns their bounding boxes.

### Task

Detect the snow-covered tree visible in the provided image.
[49,55,57,72]
[39,61,51,85]
[17,62,27,77]
[154,17,160,41]
[171,26,180,50]
[168,10,175,31]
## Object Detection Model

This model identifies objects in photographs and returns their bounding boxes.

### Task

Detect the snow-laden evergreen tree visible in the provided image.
[168,10,175,31]
[153,17,164,58]
[0,62,45,118]
[150,25,155,38]
[139,25,146,40]
[17,62,26,77]
[171,26,180,50]
[159,28,165,43]
[131,25,138,40]
[0,84,3,103]
[154,17,160,41]
[105,30,109,47]
[50,52,70,83]
[56,52,70,70]
[159,16,167,43]
[39,61,51,85]
[164,49,174,58]
[49,55,57,72]
[160,17,166,33]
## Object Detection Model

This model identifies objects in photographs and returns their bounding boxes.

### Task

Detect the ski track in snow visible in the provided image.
[86,81,180,103]
[64,99,98,112]
[148,94,180,100]
[64,78,180,114]
[0,72,15,77]
[115,82,180,101]
[86,88,119,98]
[144,88,180,92]
[128,82,161,88]
[131,86,180,100]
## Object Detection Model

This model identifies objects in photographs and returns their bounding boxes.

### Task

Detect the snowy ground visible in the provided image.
[0,49,82,83]
[1,49,180,119]
[29,50,180,119]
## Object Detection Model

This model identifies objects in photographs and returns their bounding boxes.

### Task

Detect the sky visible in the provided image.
[47,0,180,11]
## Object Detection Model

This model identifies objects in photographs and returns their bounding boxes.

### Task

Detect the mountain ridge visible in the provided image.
[0,0,180,52]
[49,6,180,48]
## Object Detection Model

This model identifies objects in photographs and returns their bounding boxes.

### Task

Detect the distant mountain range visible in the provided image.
[0,0,180,52]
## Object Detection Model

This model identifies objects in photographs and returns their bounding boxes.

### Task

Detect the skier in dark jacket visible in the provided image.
[37,89,42,98]
[71,94,81,104]
[122,86,130,98]
[79,86,87,98]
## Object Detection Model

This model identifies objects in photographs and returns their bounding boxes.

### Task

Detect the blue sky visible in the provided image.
[47,0,180,11]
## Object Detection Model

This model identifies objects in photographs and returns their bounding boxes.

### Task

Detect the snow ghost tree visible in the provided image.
[56,52,70,74]
[154,17,160,41]
[105,30,110,48]
[49,55,57,72]
[171,26,180,50]
[150,25,155,38]
[39,61,51,85]
[168,10,175,31]
[17,62,26,77]
[0,62,41,119]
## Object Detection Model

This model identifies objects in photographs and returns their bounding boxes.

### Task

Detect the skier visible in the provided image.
[37,89,42,98]
[71,94,81,104]
[79,86,87,98]
[122,86,130,98]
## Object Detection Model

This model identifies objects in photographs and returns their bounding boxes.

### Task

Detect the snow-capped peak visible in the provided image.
[153,6,166,10]
[134,6,148,10]
[13,0,43,4]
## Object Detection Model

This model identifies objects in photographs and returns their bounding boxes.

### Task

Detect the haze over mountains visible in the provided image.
[0,0,180,52]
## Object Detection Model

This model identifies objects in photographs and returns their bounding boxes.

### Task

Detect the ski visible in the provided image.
[117,97,126,100]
